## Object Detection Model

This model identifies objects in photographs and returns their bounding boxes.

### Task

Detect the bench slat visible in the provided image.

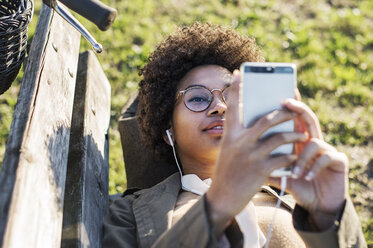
[61,50,110,248]
[0,4,80,247]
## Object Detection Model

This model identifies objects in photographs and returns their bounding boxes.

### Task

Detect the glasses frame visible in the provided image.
[176,84,231,112]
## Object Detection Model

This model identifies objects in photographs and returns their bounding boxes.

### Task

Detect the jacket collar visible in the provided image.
[132,173,181,247]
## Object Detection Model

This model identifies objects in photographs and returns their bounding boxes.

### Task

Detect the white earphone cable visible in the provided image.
[166,129,183,176]
[171,141,183,178]
[264,175,287,248]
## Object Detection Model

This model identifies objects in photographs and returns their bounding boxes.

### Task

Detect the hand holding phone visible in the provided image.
[240,62,297,177]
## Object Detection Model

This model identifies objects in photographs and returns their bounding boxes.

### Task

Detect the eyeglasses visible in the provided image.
[176,84,231,112]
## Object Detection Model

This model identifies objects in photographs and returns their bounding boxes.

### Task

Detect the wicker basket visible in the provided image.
[0,0,33,95]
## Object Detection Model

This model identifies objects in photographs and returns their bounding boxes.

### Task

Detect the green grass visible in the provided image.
[0,0,372,243]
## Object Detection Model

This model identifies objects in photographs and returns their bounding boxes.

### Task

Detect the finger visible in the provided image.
[294,115,308,150]
[293,89,307,144]
[263,154,298,175]
[248,110,296,141]
[294,110,307,134]
[293,98,308,155]
[294,88,302,101]
[282,98,322,139]
[292,138,323,178]
[304,151,348,181]
[256,132,307,158]
[225,70,240,130]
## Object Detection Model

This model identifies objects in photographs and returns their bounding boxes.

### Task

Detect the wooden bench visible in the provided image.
[0,4,110,247]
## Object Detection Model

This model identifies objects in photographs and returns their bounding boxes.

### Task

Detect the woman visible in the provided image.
[103,23,366,247]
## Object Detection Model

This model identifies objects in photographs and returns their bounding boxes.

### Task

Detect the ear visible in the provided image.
[163,128,175,146]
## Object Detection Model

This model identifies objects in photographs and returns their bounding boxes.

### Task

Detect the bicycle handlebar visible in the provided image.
[43,0,117,31]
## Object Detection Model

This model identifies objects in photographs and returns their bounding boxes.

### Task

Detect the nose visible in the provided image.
[207,92,227,116]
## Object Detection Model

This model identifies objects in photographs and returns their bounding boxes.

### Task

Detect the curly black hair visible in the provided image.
[137,22,264,163]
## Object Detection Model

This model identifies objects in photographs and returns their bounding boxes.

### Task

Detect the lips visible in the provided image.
[210,126,223,130]
[203,120,224,136]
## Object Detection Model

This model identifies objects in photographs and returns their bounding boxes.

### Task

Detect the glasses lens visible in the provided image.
[183,87,212,112]
[222,86,230,102]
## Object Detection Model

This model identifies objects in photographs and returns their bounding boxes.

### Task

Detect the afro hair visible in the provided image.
[137,22,264,163]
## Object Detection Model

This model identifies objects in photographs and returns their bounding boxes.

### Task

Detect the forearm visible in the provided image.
[205,191,235,238]
[293,197,367,248]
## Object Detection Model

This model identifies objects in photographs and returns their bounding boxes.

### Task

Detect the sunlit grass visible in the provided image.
[0,0,372,242]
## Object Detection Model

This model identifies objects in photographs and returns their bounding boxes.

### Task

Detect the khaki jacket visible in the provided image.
[102,173,366,248]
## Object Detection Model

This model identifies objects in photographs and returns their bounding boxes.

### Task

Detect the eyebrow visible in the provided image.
[185,82,231,90]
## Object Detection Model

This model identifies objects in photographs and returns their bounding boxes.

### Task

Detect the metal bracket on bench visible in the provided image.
[54,3,103,53]
[43,0,117,53]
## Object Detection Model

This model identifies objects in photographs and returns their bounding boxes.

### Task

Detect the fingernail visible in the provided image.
[291,172,298,179]
[305,171,314,181]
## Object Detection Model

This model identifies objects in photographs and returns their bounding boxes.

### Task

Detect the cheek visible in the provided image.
[172,108,202,143]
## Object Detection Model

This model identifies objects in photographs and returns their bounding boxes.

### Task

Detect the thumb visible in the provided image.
[225,70,240,130]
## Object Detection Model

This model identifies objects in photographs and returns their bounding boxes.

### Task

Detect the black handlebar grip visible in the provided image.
[59,0,117,31]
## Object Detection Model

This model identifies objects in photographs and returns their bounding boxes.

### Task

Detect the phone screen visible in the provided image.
[241,63,296,176]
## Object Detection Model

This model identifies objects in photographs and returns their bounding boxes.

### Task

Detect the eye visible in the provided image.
[184,88,211,104]
[188,96,209,103]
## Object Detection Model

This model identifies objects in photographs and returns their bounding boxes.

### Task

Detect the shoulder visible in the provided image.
[105,172,181,229]
[112,172,181,205]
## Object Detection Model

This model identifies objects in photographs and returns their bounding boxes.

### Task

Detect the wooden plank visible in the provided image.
[118,94,178,189]
[0,4,80,247]
[61,51,110,248]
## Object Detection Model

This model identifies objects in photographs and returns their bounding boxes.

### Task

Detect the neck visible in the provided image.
[178,153,216,180]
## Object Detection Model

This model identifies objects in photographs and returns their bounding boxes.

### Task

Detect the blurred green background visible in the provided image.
[0,0,372,244]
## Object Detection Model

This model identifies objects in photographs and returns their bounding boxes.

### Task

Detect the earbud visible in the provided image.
[166,129,183,177]
[166,129,174,146]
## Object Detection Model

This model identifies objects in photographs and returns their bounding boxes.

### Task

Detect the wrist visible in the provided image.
[309,211,337,231]
[309,200,346,231]
[205,190,234,237]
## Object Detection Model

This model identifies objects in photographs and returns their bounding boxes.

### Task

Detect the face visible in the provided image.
[169,65,232,174]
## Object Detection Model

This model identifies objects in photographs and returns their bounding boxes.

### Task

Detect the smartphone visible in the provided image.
[240,62,296,177]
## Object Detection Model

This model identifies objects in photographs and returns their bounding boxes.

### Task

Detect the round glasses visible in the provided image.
[176,84,230,112]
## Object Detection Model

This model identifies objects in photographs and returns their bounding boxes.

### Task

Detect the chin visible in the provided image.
[210,136,223,146]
